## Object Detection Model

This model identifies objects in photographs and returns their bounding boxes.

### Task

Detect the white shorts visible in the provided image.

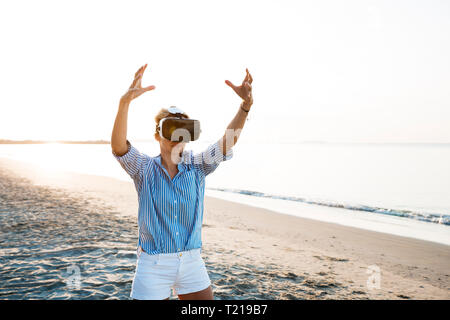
[130,247,212,300]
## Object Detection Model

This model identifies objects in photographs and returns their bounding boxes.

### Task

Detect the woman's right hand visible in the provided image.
[121,64,155,104]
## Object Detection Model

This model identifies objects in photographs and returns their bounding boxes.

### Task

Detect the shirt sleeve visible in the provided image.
[112,140,151,184]
[184,140,233,177]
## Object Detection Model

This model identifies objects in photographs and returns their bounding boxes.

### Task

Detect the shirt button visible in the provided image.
[174,200,177,204]
[176,232,179,236]
[175,215,177,219]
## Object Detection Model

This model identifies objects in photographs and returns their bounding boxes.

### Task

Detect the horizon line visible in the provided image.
[1,139,450,145]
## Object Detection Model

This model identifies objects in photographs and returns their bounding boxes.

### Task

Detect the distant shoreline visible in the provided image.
[1,139,449,146]
[0,140,110,144]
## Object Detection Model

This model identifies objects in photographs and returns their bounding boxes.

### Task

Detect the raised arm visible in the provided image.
[219,68,254,155]
[111,64,155,156]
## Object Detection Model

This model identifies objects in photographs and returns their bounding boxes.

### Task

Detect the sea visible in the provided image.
[1,141,449,245]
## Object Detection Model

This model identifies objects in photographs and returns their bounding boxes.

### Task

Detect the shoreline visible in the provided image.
[205,189,450,246]
[0,157,449,299]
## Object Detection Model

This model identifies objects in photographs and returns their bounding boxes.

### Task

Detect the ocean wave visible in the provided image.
[207,188,450,226]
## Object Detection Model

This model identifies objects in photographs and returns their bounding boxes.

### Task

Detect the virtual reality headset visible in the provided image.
[156,106,201,142]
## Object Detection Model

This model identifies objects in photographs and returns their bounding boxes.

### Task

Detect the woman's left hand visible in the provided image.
[225,68,253,106]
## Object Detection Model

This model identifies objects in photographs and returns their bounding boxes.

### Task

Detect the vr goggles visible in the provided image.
[156,106,201,142]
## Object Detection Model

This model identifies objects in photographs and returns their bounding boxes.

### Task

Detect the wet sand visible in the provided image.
[0,157,449,299]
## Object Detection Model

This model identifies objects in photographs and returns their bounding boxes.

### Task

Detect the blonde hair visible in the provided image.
[154,108,190,135]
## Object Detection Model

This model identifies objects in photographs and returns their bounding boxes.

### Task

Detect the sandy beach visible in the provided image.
[0,157,449,300]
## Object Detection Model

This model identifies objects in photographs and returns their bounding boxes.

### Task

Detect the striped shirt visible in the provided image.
[112,140,233,254]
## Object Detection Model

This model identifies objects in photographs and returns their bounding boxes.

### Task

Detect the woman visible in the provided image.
[111,64,253,300]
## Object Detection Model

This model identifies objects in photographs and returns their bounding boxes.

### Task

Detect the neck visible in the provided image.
[160,149,181,171]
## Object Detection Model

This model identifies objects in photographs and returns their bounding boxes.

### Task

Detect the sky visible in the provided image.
[0,0,449,143]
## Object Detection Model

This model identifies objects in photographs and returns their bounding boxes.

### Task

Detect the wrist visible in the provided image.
[119,97,131,108]
[240,100,252,112]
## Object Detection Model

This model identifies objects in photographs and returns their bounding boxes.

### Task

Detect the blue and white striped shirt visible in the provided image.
[112,140,233,254]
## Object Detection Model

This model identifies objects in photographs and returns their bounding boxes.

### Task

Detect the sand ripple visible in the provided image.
[0,169,137,299]
[200,251,353,300]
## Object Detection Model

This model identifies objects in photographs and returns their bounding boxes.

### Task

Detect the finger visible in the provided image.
[143,85,156,92]
[136,73,143,88]
[135,65,144,78]
[131,66,144,88]
[134,64,147,81]
[134,68,142,78]
[137,64,149,87]
[225,80,237,90]
[130,73,142,88]
[225,80,241,96]
[244,68,250,82]
[141,64,148,76]
[247,69,253,84]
